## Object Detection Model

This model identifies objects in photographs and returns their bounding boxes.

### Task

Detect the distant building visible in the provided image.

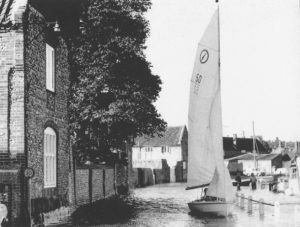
[132,126,188,183]
[226,153,282,175]
[223,135,270,159]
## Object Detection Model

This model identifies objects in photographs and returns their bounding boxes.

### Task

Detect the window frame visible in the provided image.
[46,43,55,92]
[43,127,57,188]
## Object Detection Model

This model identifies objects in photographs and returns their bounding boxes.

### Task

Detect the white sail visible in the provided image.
[206,62,235,201]
[187,8,235,201]
[206,163,235,202]
[187,10,220,188]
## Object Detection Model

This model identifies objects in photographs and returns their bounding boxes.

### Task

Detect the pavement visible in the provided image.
[235,184,300,205]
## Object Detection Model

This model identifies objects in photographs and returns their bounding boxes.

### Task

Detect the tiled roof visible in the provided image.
[134,126,186,147]
[226,153,281,161]
[281,153,291,161]
[223,136,270,159]
[257,153,281,160]
[223,137,269,156]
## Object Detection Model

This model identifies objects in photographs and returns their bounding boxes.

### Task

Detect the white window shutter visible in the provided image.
[44,127,57,188]
[46,44,55,92]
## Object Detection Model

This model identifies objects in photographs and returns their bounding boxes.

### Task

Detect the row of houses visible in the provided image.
[132,125,300,186]
[0,1,133,226]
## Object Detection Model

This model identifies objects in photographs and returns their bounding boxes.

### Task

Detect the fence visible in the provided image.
[235,192,279,216]
[74,165,116,206]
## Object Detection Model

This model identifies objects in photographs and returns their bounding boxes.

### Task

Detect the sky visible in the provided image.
[145,0,300,141]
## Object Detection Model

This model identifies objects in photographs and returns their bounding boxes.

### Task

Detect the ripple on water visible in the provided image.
[52,183,300,227]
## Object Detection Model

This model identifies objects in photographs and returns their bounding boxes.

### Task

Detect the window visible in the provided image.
[167,146,171,153]
[44,127,57,188]
[46,44,55,92]
[183,161,186,170]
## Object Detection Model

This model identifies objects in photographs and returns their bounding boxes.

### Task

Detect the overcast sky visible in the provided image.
[145,0,300,141]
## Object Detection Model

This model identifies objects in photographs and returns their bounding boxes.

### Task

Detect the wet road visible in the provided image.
[125,183,300,227]
[60,183,300,227]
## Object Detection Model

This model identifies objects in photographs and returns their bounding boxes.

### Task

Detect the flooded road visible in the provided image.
[125,183,300,227]
[60,183,300,227]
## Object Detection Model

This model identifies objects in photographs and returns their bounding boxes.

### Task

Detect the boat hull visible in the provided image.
[232,179,250,186]
[188,200,232,216]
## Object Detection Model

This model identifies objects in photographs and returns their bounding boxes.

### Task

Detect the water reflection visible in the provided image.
[55,183,300,227]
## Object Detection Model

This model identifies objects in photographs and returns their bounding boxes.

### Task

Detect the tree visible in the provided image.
[69,0,166,164]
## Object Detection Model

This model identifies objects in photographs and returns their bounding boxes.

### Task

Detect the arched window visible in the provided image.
[44,127,57,188]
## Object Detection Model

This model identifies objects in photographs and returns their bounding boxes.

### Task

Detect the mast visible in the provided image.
[217,1,220,72]
[252,121,257,170]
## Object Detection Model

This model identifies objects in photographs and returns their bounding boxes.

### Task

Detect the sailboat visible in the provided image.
[186,6,235,216]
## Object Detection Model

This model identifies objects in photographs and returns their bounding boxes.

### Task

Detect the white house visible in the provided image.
[226,153,282,175]
[132,126,188,183]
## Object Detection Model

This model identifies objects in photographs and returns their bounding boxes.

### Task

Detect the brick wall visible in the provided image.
[105,168,115,197]
[116,164,128,194]
[0,23,25,156]
[0,170,23,224]
[74,169,89,206]
[0,31,15,153]
[91,169,104,202]
[24,5,70,199]
[22,6,72,226]
[0,5,27,225]
[74,166,116,207]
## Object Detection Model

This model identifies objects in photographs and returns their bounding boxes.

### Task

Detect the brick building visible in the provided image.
[0,0,80,225]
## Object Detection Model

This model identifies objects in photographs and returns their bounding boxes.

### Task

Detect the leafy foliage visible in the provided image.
[69,0,166,164]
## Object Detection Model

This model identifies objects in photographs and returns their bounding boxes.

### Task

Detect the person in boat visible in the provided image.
[199,188,218,201]
[250,173,257,190]
[235,172,242,191]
